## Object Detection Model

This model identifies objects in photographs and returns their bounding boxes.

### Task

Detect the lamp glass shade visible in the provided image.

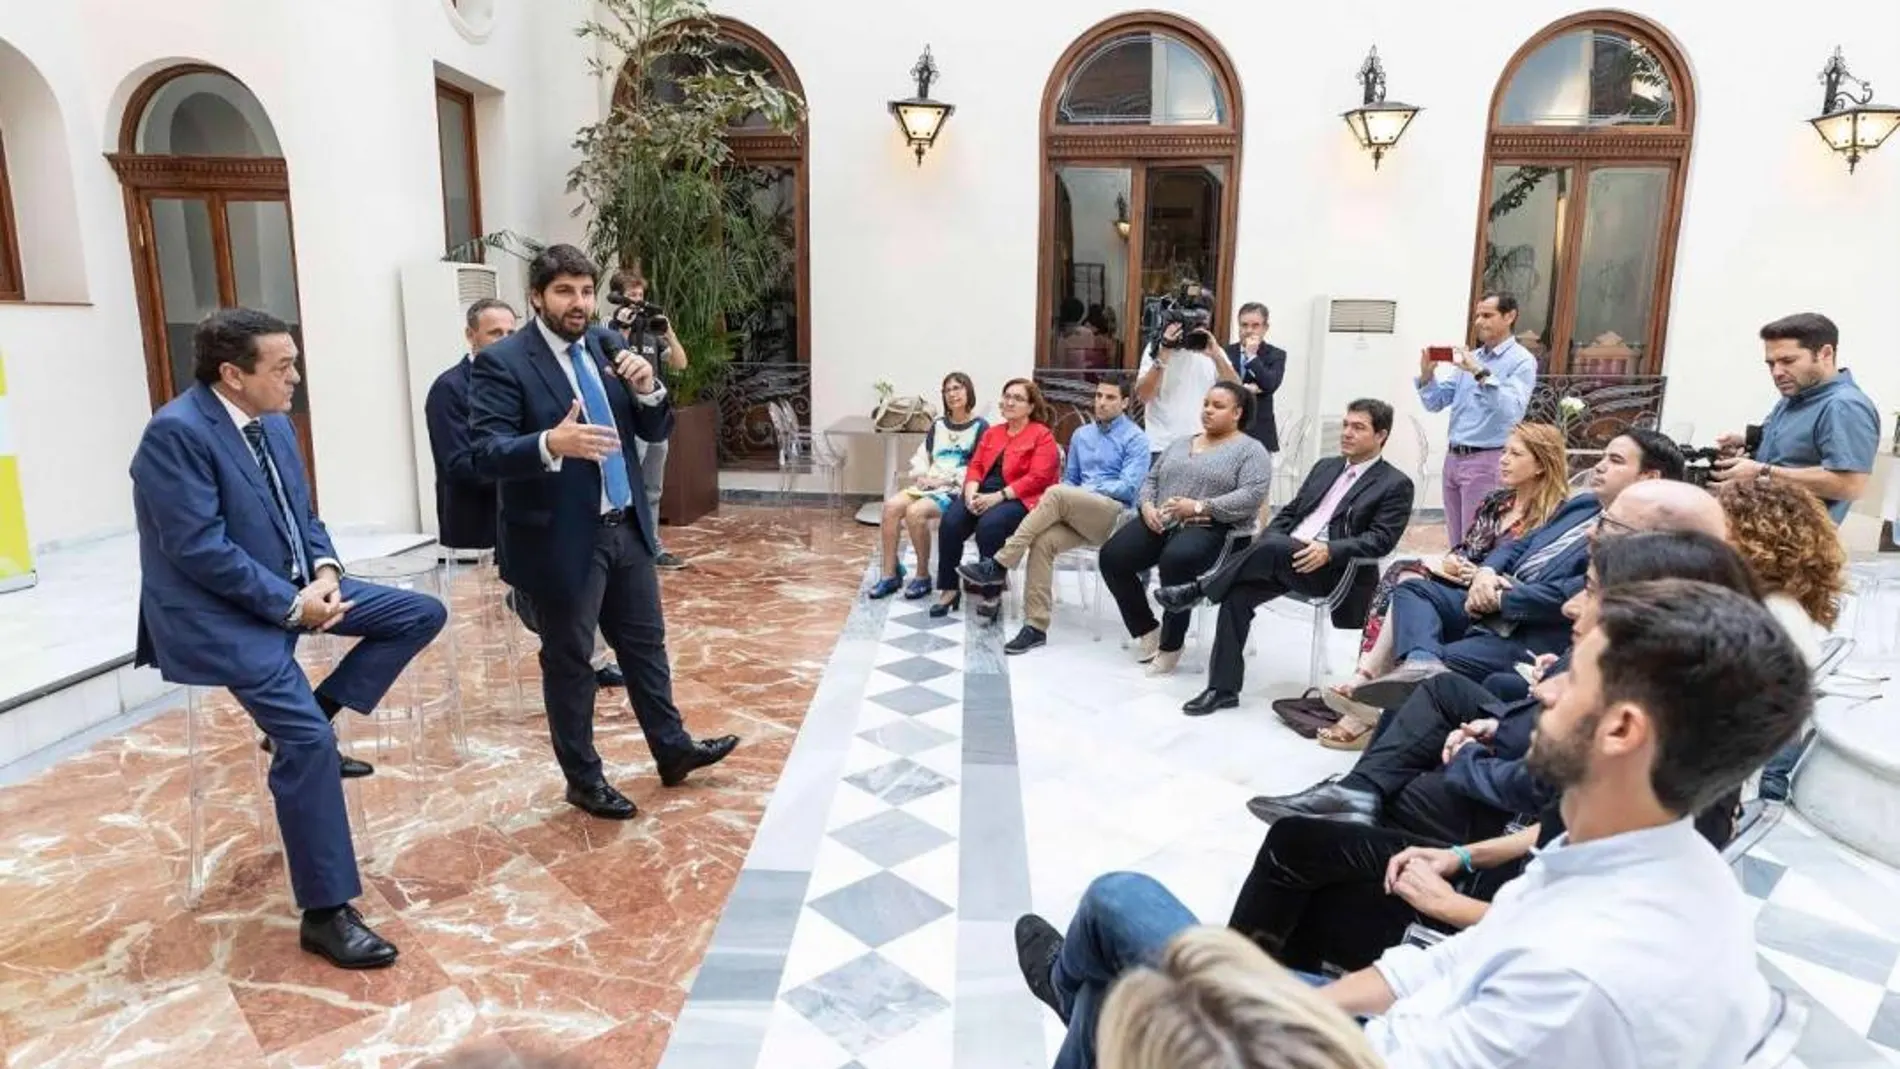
[892,99,953,146]
[1342,101,1420,152]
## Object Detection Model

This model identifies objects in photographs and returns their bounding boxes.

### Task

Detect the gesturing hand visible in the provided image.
[546,400,620,462]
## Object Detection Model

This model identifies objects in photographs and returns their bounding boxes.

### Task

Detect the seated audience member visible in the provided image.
[934,378,1059,620]
[869,372,986,600]
[1017,575,1811,1069]
[1227,533,1763,978]
[1345,428,1687,710]
[1250,479,1732,834]
[1719,479,1850,801]
[1323,422,1570,743]
[1096,927,1380,1069]
[1154,400,1414,714]
[957,378,1150,653]
[1099,383,1272,676]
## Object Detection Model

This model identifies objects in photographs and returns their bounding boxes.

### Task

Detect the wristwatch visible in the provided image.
[1756,464,1774,486]
[1473,368,1492,383]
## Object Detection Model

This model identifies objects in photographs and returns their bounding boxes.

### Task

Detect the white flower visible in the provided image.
[1558,397,1586,419]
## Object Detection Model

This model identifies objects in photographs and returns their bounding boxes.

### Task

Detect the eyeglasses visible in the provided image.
[1595,513,1638,538]
[1002,394,1029,403]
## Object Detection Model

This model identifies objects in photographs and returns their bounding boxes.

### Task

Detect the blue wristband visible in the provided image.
[1451,845,1475,873]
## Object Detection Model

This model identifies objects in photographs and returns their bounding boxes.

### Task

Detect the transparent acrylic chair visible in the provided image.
[343,554,467,765]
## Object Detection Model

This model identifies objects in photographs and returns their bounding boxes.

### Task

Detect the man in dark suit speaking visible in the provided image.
[131,308,447,969]
[1157,399,1415,715]
[470,244,736,820]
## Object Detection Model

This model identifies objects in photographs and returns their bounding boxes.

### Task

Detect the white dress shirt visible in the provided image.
[532,318,667,514]
[1366,818,1771,1068]
[210,387,340,582]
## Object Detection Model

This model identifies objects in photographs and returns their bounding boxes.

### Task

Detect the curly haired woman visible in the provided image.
[1716,478,1845,665]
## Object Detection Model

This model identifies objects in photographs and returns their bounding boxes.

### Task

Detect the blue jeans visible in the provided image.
[1759,733,1812,802]
[1051,873,1199,1069]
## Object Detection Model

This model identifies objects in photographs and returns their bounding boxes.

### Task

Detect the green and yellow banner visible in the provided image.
[0,348,36,592]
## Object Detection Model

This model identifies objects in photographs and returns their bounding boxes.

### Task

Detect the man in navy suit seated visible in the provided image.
[131,308,447,969]
[469,244,736,821]
[1350,428,1686,712]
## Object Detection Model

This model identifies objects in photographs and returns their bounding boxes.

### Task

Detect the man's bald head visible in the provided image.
[1600,479,1728,541]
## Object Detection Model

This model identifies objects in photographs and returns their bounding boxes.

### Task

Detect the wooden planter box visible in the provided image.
[659,401,719,526]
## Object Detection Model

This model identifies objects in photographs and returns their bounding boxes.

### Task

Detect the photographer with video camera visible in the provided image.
[1708,313,1878,525]
[1135,281,1239,462]
[607,271,690,568]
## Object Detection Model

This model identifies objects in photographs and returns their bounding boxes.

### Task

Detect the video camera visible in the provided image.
[1145,281,1216,353]
[607,290,669,338]
[1680,425,1762,490]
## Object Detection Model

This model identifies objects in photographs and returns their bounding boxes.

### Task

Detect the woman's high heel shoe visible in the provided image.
[928,592,962,619]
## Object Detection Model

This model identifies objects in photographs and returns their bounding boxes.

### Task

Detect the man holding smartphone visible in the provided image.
[1417,294,1537,545]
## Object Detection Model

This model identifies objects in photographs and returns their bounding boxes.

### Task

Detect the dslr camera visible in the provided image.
[1147,281,1216,352]
[607,290,669,338]
[1680,425,1761,489]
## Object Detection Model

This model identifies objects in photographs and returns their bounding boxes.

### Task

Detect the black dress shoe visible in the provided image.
[658,735,740,787]
[594,663,627,688]
[1245,782,1381,826]
[1004,626,1047,655]
[1182,689,1240,716]
[261,738,374,779]
[1014,914,1066,1020]
[958,559,1008,589]
[928,593,961,618]
[1154,581,1204,615]
[566,781,638,820]
[299,905,398,970]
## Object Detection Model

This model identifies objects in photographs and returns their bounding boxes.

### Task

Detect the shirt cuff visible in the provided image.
[1371,943,1435,1002]
[539,431,563,471]
[311,557,342,578]
[633,381,668,407]
[283,593,304,631]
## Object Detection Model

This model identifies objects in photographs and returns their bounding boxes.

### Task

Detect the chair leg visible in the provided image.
[1308,605,1328,690]
[185,687,208,910]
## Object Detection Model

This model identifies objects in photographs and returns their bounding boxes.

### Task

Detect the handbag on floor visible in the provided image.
[1271,689,1342,739]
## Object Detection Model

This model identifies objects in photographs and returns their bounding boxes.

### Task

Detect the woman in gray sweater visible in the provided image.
[1101,382,1273,675]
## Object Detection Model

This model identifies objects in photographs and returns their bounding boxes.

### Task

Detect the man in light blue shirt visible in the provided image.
[1417,293,1537,545]
[958,379,1149,654]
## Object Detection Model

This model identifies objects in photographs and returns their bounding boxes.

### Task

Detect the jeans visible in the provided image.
[937,497,1030,592]
[1759,733,1812,802]
[1051,873,1199,1069]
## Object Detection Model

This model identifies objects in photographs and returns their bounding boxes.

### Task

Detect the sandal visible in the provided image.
[1317,720,1373,751]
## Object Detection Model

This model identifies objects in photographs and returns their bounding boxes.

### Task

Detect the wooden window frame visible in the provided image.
[1467,10,1696,378]
[435,78,485,262]
[0,135,23,301]
[1036,12,1245,371]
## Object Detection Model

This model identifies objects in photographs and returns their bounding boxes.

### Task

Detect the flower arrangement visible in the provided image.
[1557,396,1587,435]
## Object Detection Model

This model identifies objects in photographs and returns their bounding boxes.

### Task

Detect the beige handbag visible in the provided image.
[873,395,937,433]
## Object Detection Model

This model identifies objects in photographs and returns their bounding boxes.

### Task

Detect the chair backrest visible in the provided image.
[1741,988,1807,1068]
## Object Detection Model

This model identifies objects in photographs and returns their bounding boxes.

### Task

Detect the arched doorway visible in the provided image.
[108,65,315,490]
[621,18,808,467]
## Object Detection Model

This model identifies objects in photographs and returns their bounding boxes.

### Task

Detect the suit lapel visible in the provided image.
[191,386,296,550]
[1334,458,1387,515]
[521,324,580,413]
[1298,457,1345,514]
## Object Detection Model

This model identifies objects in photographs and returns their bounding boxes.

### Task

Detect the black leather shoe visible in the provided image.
[595,663,627,688]
[1245,782,1381,826]
[1182,689,1240,716]
[1014,914,1065,1019]
[565,781,638,820]
[928,593,961,618]
[958,559,1008,589]
[658,735,740,787]
[261,738,374,779]
[299,905,398,970]
[1154,581,1204,615]
[1004,626,1047,655]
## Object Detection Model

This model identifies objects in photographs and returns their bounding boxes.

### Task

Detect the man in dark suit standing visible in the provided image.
[1225,302,1288,455]
[1156,399,1415,715]
[131,308,447,969]
[469,244,736,820]
[425,298,626,688]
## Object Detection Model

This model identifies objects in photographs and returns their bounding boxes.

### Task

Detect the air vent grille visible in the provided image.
[455,267,498,304]
[1327,299,1397,334]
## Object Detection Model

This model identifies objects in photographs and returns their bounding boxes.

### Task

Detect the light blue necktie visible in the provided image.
[567,341,633,510]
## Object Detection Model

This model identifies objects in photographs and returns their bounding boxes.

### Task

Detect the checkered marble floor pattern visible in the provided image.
[662,561,1900,1068]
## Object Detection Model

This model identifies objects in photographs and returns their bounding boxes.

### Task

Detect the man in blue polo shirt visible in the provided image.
[1417,293,1538,546]
[1711,312,1879,525]
[959,378,1150,654]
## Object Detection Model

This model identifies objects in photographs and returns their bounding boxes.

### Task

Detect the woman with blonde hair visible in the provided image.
[1099,927,1381,1069]
[1320,422,1570,746]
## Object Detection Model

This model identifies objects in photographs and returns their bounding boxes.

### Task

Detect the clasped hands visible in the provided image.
[1142,497,1208,533]
[296,570,351,631]
[966,488,1008,515]
[1463,567,1513,615]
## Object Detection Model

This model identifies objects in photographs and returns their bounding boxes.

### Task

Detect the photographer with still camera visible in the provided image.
[607,271,690,568]
[1707,313,1878,525]
[1135,282,1240,462]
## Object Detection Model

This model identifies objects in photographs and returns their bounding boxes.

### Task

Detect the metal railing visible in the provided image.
[711,361,812,466]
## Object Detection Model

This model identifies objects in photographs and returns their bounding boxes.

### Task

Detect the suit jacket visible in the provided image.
[1266,455,1416,628]
[470,322,672,600]
[425,356,498,550]
[1479,493,1601,631]
[1225,341,1288,452]
[131,385,338,688]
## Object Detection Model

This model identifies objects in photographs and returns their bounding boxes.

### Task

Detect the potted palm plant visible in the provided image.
[569,0,804,524]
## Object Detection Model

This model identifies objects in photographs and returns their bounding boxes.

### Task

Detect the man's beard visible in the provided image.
[540,309,588,343]
[1526,708,1603,791]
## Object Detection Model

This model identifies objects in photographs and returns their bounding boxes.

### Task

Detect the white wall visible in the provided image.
[1,0,1895,546]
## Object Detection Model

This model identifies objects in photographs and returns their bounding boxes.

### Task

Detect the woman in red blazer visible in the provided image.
[933,378,1060,620]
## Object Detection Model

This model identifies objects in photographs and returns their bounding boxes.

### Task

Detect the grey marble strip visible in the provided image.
[954,619,1046,1068]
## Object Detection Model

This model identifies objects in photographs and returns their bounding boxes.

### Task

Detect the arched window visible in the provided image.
[1037,14,1243,374]
[618,18,808,465]
[109,66,315,491]
[1471,11,1693,379]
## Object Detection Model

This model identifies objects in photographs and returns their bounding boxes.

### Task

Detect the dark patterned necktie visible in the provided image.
[243,420,310,581]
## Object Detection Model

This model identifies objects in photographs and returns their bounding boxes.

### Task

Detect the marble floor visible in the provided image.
[6,508,1900,1068]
